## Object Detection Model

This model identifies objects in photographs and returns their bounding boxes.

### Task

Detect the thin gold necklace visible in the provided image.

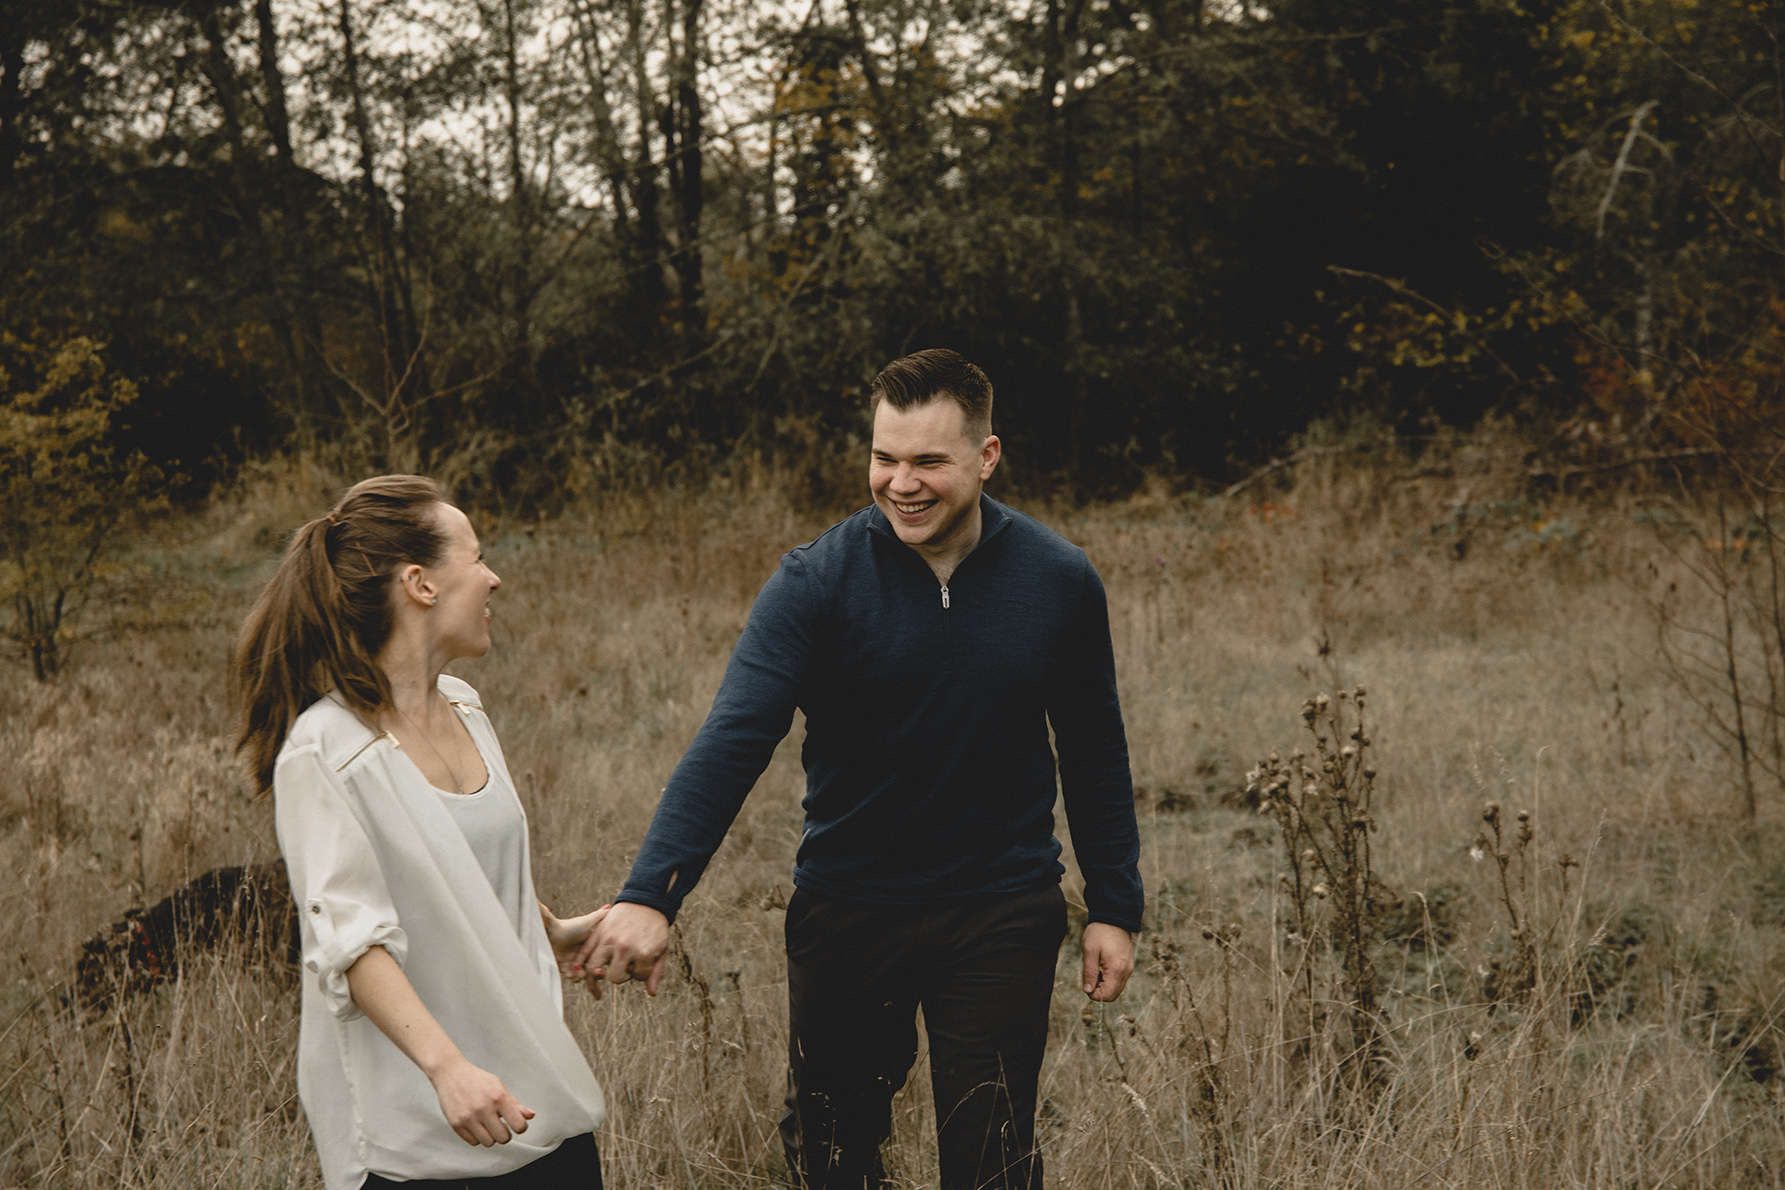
[393,694,466,794]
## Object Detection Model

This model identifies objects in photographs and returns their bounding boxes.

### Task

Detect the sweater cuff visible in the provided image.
[1083,875,1145,934]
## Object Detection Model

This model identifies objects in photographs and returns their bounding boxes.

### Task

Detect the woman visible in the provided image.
[236,475,608,1190]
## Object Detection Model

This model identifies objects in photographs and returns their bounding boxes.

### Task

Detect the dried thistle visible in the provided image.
[1253,683,1393,1065]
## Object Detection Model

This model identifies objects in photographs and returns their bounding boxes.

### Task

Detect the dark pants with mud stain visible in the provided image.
[779,884,1067,1190]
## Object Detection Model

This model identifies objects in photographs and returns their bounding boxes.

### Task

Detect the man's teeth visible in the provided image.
[895,501,933,514]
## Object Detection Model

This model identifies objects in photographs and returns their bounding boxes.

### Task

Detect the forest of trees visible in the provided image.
[0,0,1780,501]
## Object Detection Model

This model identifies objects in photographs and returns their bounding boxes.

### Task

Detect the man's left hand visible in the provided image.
[1082,922,1134,1002]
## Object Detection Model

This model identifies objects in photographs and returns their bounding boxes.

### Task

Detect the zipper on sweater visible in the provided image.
[938,581,954,667]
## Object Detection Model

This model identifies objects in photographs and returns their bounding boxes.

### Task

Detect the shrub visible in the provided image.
[0,337,164,680]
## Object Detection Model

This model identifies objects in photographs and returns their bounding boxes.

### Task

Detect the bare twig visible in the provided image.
[1596,100,1663,240]
[1326,266,1524,385]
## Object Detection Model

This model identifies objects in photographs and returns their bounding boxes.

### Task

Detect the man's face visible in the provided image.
[869,398,1001,558]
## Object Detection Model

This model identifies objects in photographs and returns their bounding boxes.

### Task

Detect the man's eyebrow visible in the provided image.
[871,448,954,461]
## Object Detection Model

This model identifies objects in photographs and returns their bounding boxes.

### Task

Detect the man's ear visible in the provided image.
[979,435,1002,481]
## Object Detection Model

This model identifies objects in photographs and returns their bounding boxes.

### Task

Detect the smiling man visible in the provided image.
[577,349,1143,1190]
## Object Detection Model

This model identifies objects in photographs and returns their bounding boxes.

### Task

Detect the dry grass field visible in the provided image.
[5,443,1785,1188]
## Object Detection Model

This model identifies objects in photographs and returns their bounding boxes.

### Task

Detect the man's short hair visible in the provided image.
[869,349,994,443]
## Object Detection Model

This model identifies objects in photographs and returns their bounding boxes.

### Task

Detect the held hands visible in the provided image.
[571,901,671,996]
[543,904,612,998]
[429,1055,534,1147]
[1082,922,1135,1002]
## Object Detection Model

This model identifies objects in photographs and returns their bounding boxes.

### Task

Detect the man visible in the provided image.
[576,349,1143,1190]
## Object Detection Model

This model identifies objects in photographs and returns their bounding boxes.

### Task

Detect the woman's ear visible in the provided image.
[394,563,437,608]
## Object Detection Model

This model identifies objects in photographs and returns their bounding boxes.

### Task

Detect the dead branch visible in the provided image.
[1326,266,1524,385]
[1596,100,1664,240]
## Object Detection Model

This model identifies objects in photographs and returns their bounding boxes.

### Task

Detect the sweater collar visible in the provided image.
[865,492,1013,553]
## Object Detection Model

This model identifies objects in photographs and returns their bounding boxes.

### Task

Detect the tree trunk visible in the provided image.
[668,0,705,333]
[254,0,295,167]
[842,0,896,155]
[500,0,537,385]
[197,4,317,431]
[626,0,671,337]
[0,24,25,179]
[567,0,645,272]
[337,0,418,415]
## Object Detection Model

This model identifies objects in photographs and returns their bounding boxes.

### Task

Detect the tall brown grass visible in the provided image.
[6,443,1785,1188]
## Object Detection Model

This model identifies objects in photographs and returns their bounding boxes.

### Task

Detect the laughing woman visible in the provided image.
[235,475,607,1190]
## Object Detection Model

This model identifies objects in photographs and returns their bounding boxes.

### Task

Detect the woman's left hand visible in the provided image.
[543,904,611,994]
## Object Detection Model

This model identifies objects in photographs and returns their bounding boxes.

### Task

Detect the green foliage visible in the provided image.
[0,337,164,680]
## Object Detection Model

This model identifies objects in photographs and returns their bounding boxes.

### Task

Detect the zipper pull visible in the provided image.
[941,584,951,609]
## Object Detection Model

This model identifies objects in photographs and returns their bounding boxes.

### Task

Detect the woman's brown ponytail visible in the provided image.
[234,475,448,792]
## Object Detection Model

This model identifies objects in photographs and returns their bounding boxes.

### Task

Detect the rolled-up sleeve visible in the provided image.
[273,746,409,1020]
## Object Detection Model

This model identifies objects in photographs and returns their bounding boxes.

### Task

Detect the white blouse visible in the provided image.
[274,675,605,1190]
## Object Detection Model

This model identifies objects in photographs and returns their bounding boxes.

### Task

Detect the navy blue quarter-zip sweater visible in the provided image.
[615,494,1144,933]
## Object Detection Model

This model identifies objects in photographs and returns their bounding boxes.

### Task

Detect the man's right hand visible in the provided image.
[573,901,671,996]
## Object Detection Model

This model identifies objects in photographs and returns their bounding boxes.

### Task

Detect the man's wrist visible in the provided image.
[1086,919,1139,936]
[613,892,678,926]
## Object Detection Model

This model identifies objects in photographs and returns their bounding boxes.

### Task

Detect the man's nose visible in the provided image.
[891,463,920,490]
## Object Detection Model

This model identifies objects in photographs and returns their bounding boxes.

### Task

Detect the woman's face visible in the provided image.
[424,504,502,658]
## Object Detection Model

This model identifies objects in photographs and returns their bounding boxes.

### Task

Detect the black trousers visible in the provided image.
[361,1131,602,1190]
[779,884,1068,1190]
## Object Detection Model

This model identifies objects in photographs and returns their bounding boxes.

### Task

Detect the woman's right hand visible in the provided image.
[344,947,534,1146]
[429,1056,535,1147]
